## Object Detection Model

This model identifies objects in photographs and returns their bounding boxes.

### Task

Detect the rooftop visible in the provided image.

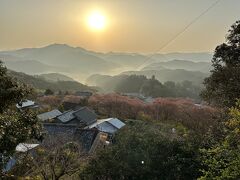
[43,123,100,152]
[15,143,39,152]
[43,123,77,135]
[37,109,62,121]
[56,110,76,123]
[73,107,97,126]
[16,100,36,109]
[87,118,126,134]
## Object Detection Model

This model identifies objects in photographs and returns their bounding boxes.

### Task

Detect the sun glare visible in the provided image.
[87,11,106,31]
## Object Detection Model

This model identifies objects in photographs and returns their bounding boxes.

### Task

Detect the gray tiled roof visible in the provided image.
[43,123,99,152]
[37,109,62,121]
[56,110,76,123]
[43,123,77,135]
[73,107,97,126]
[74,129,99,152]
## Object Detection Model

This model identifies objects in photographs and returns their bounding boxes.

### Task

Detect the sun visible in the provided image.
[87,11,106,31]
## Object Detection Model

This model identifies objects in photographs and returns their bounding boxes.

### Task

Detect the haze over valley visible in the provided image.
[1,1,240,179]
[0,44,212,86]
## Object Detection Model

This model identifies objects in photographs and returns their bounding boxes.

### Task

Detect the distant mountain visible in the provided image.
[121,69,208,85]
[87,68,208,92]
[150,52,213,62]
[0,44,119,80]
[0,44,213,81]
[37,73,75,82]
[86,68,208,88]
[0,54,59,74]
[99,52,148,68]
[142,60,212,73]
[8,70,94,92]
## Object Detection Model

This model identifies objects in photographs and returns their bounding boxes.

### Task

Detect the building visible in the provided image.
[15,143,39,152]
[43,123,107,152]
[122,93,146,100]
[73,107,97,127]
[75,91,93,97]
[43,123,78,136]
[3,143,39,172]
[87,118,126,134]
[37,109,62,122]
[55,110,76,124]
[16,100,39,109]
[55,107,97,127]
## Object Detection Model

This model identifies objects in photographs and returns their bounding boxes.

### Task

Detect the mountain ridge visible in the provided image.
[0,44,213,82]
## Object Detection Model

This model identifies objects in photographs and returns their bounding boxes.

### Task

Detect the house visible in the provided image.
[3,143,39,172]
[73,129,99,152]
[37,109,62,122]
[15,143,39,152]
[16,100,39,109]
[122,93,146,100]
[73,107,97,127]
[55,110,76,124]
[55,107,97,127]
[3,157,16,172]
[87,118,126,134]
[43,123,106,152]
[43,123,78,136]
[75,91,93,97]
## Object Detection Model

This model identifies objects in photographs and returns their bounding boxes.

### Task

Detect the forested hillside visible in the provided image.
[1,0,240,178]
[8,70,95,92]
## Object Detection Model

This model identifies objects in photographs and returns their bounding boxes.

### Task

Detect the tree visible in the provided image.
[44,89,54,96]
[201,20,240,108]
[0,61,31,113]
[115,75,147,93]
[0,61,42,175]
[140,77,166,97]
[200,100,240,179]
[11,135,87,179]
[80,121,201,180]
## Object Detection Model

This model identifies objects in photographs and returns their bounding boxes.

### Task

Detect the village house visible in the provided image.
[16,100,39,110]
[75,91,93,97]
[3,143,40,172]
[43,123,108,152]
[54,107,97,128]
[86,118,126,135]
[37,109,62,122]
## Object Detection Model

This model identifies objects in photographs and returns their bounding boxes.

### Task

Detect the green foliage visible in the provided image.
[201,20,240,108]
[81,121,201,180]
[8,70,95,92]
[200,100,240,179]
[0,62,31,113]
[0,111,43,162]
[11,138,86,179]
[0,61,42,174]
[115,75,147,93]
[140,75,166,97]
[114,74,201,99]
[44,88,54,95]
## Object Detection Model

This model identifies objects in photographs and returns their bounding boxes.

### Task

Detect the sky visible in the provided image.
[0,0,239,53]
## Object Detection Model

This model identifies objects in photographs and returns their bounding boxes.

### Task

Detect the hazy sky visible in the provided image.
[0,0,239,53]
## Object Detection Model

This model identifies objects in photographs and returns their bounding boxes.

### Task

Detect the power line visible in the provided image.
[137,0,222,70]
